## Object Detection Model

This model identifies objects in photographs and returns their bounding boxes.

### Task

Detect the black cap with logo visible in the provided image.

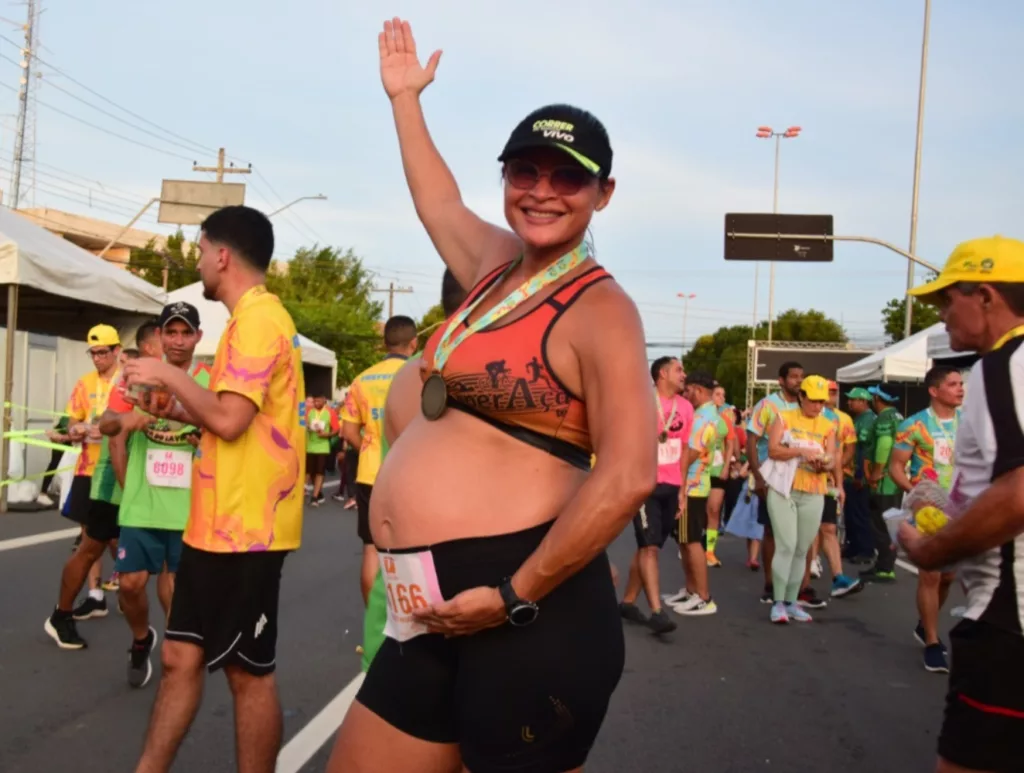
[158,301,201,332]
[497,104,613,179]
[685,371,717,391]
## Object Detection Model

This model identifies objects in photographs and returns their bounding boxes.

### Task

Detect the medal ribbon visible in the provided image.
[432,243,589,372]
[991,324,1024,352]
[656,392,678,437]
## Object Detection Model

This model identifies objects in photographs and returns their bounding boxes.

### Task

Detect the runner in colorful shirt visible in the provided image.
[889,365,964,674]
[704,385,734,568]
[862,385,903,584]
[666,370,719,617]
[306,394,335,507]
[746,361,803,602]
[620,356,692,634]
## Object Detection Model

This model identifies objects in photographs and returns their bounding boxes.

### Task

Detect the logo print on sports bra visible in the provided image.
[448,357,570,416]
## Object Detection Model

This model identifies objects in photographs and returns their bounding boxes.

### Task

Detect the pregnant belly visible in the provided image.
[370,410,586,549]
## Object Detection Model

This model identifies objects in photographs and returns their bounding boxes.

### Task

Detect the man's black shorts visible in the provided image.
[85,498,120,543]
[166,544,288,676]
[356,483,373,545]
[632,483,679,548]
[822,495,839,526]
[306,452,328,477]
[710,477,727,491]
[938,619,1024,772]
[672,496,708,545]
[62,475,92,525]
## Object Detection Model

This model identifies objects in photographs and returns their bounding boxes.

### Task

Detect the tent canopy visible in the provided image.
[836,323,944,383]
[167,282,338,380]
[0,207,166,336]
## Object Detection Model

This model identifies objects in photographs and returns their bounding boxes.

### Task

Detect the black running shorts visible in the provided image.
[821,495,839,526]
[672,495,708,545]
[84,498,120,543]
[938,619,1024,772]
[62,475,92,525]
[632,483,680,548]
[356,483,373,545]
[757,494,773,535]
[710,477,727,491]
[357,521,624,773]
[306,452,328,477]
[166,544,288,676]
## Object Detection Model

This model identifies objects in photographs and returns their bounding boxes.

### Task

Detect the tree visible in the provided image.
[266,247,384,384]
[881,297,941,344]
[127,231,200,292]
[880,271,941,344]
[682,308,847,408]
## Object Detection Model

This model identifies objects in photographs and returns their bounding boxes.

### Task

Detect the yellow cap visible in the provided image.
[800,375,830,401]
[86,324,120,348]
[908,235,1024,305]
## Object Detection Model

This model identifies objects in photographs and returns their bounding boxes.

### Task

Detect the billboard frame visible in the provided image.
[745,340,878,408]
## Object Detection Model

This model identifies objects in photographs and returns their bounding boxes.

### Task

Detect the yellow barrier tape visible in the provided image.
[2,401,69,418]
[0,463,77,488]
[9,436,79,453]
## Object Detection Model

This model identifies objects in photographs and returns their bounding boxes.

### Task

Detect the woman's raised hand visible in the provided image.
[379,17,442,100]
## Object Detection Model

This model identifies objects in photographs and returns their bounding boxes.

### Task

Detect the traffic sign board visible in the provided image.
[724,213,834,262]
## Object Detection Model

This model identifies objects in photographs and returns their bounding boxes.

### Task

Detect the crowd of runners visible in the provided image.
[27,15,1024,773]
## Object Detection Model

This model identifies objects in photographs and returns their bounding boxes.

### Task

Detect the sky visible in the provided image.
[2,0,1022,361]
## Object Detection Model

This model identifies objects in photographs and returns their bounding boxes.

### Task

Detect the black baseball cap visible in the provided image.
[158,301,201,332]
[497,104,613,179]
[685,371,716,391]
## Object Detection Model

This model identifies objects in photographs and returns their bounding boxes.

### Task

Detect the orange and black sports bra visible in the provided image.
[422,262,612,471]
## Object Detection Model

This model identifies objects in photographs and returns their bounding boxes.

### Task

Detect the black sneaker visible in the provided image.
[923,643,949,674]
[619,601,648,625]
[913,621,948,653]
[128,627,158,688]
[798,587,828,609]
[331,492,345,502]
[647,610,678,635]
[72,596,109,620]
[44,610,87,650]
[859,568,897,583]
[760,584,774,604]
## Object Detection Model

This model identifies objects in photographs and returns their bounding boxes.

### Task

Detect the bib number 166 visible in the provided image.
[385,582,429,615]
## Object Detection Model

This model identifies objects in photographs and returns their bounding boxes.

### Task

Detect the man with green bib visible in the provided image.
[100,302,208,688]
[360,269,466,673]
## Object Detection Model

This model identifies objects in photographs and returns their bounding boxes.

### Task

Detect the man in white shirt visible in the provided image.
[899,235,1024,773]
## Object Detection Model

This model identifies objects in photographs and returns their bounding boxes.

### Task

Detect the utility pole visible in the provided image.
[10,0,36,210]
[373,282,413,319]
[192,147,251,184]
[904,0,931,340]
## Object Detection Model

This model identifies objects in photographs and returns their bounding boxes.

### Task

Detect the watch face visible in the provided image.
[509,603,539,627]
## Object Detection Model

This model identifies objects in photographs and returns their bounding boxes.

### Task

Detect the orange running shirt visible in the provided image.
[185,286,306,553]
[66,370,117,476]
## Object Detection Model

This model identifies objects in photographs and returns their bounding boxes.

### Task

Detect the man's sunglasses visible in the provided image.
[503,159,596,197]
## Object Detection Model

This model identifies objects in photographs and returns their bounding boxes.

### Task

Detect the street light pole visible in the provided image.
[756,125,802,342]
[268,194,327,218]
[904,0,931,340]
[677,292,695,358]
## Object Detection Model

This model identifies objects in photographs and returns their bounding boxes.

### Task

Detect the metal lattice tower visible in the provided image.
[9,0,40,210]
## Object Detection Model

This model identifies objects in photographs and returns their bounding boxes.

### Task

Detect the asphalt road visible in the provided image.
[0,497,955,773]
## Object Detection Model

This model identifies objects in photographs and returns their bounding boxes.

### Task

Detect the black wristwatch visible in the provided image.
[498,577,539,627]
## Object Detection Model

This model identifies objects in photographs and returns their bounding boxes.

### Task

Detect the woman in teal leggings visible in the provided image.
[766,375,837,623]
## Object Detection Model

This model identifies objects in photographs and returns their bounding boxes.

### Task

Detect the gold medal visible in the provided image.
[421,373,448,421]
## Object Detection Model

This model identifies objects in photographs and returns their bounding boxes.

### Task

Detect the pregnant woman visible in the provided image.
[326,17,655,773]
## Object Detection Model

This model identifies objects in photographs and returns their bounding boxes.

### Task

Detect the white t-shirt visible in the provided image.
[952,334,1024,635]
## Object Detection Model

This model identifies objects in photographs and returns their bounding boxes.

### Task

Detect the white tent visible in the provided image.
[836,322,945,383]
[167,282,338,390]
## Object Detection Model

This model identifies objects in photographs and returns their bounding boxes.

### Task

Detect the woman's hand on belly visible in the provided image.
[413,585,506,636]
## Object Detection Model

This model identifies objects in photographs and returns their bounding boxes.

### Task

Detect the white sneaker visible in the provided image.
[36,493,54,507]
[810,556,823,579]
[677,598,717,616]
[670,594,704,614]
[662,587,690,606]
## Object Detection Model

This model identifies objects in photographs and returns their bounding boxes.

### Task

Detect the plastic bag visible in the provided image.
[724,489,764,541]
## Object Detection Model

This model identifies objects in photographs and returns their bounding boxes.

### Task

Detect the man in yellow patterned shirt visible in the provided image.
[342,315,418,604]
[124,205,303,773]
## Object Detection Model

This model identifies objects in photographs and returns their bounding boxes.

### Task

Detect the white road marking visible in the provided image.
[276,672,365,773]
[0,527,79,553]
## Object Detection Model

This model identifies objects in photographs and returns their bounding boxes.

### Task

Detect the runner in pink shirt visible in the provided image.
[619,356,693,634]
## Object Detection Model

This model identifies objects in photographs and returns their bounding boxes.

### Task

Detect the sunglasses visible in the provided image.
[503,159,595,196]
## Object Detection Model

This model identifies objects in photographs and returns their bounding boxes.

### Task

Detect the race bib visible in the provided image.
[144,449,192,489]
[658,438,682,466]
[380,550,443,643]
[713,450,724,468]
[934,439,953,467]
